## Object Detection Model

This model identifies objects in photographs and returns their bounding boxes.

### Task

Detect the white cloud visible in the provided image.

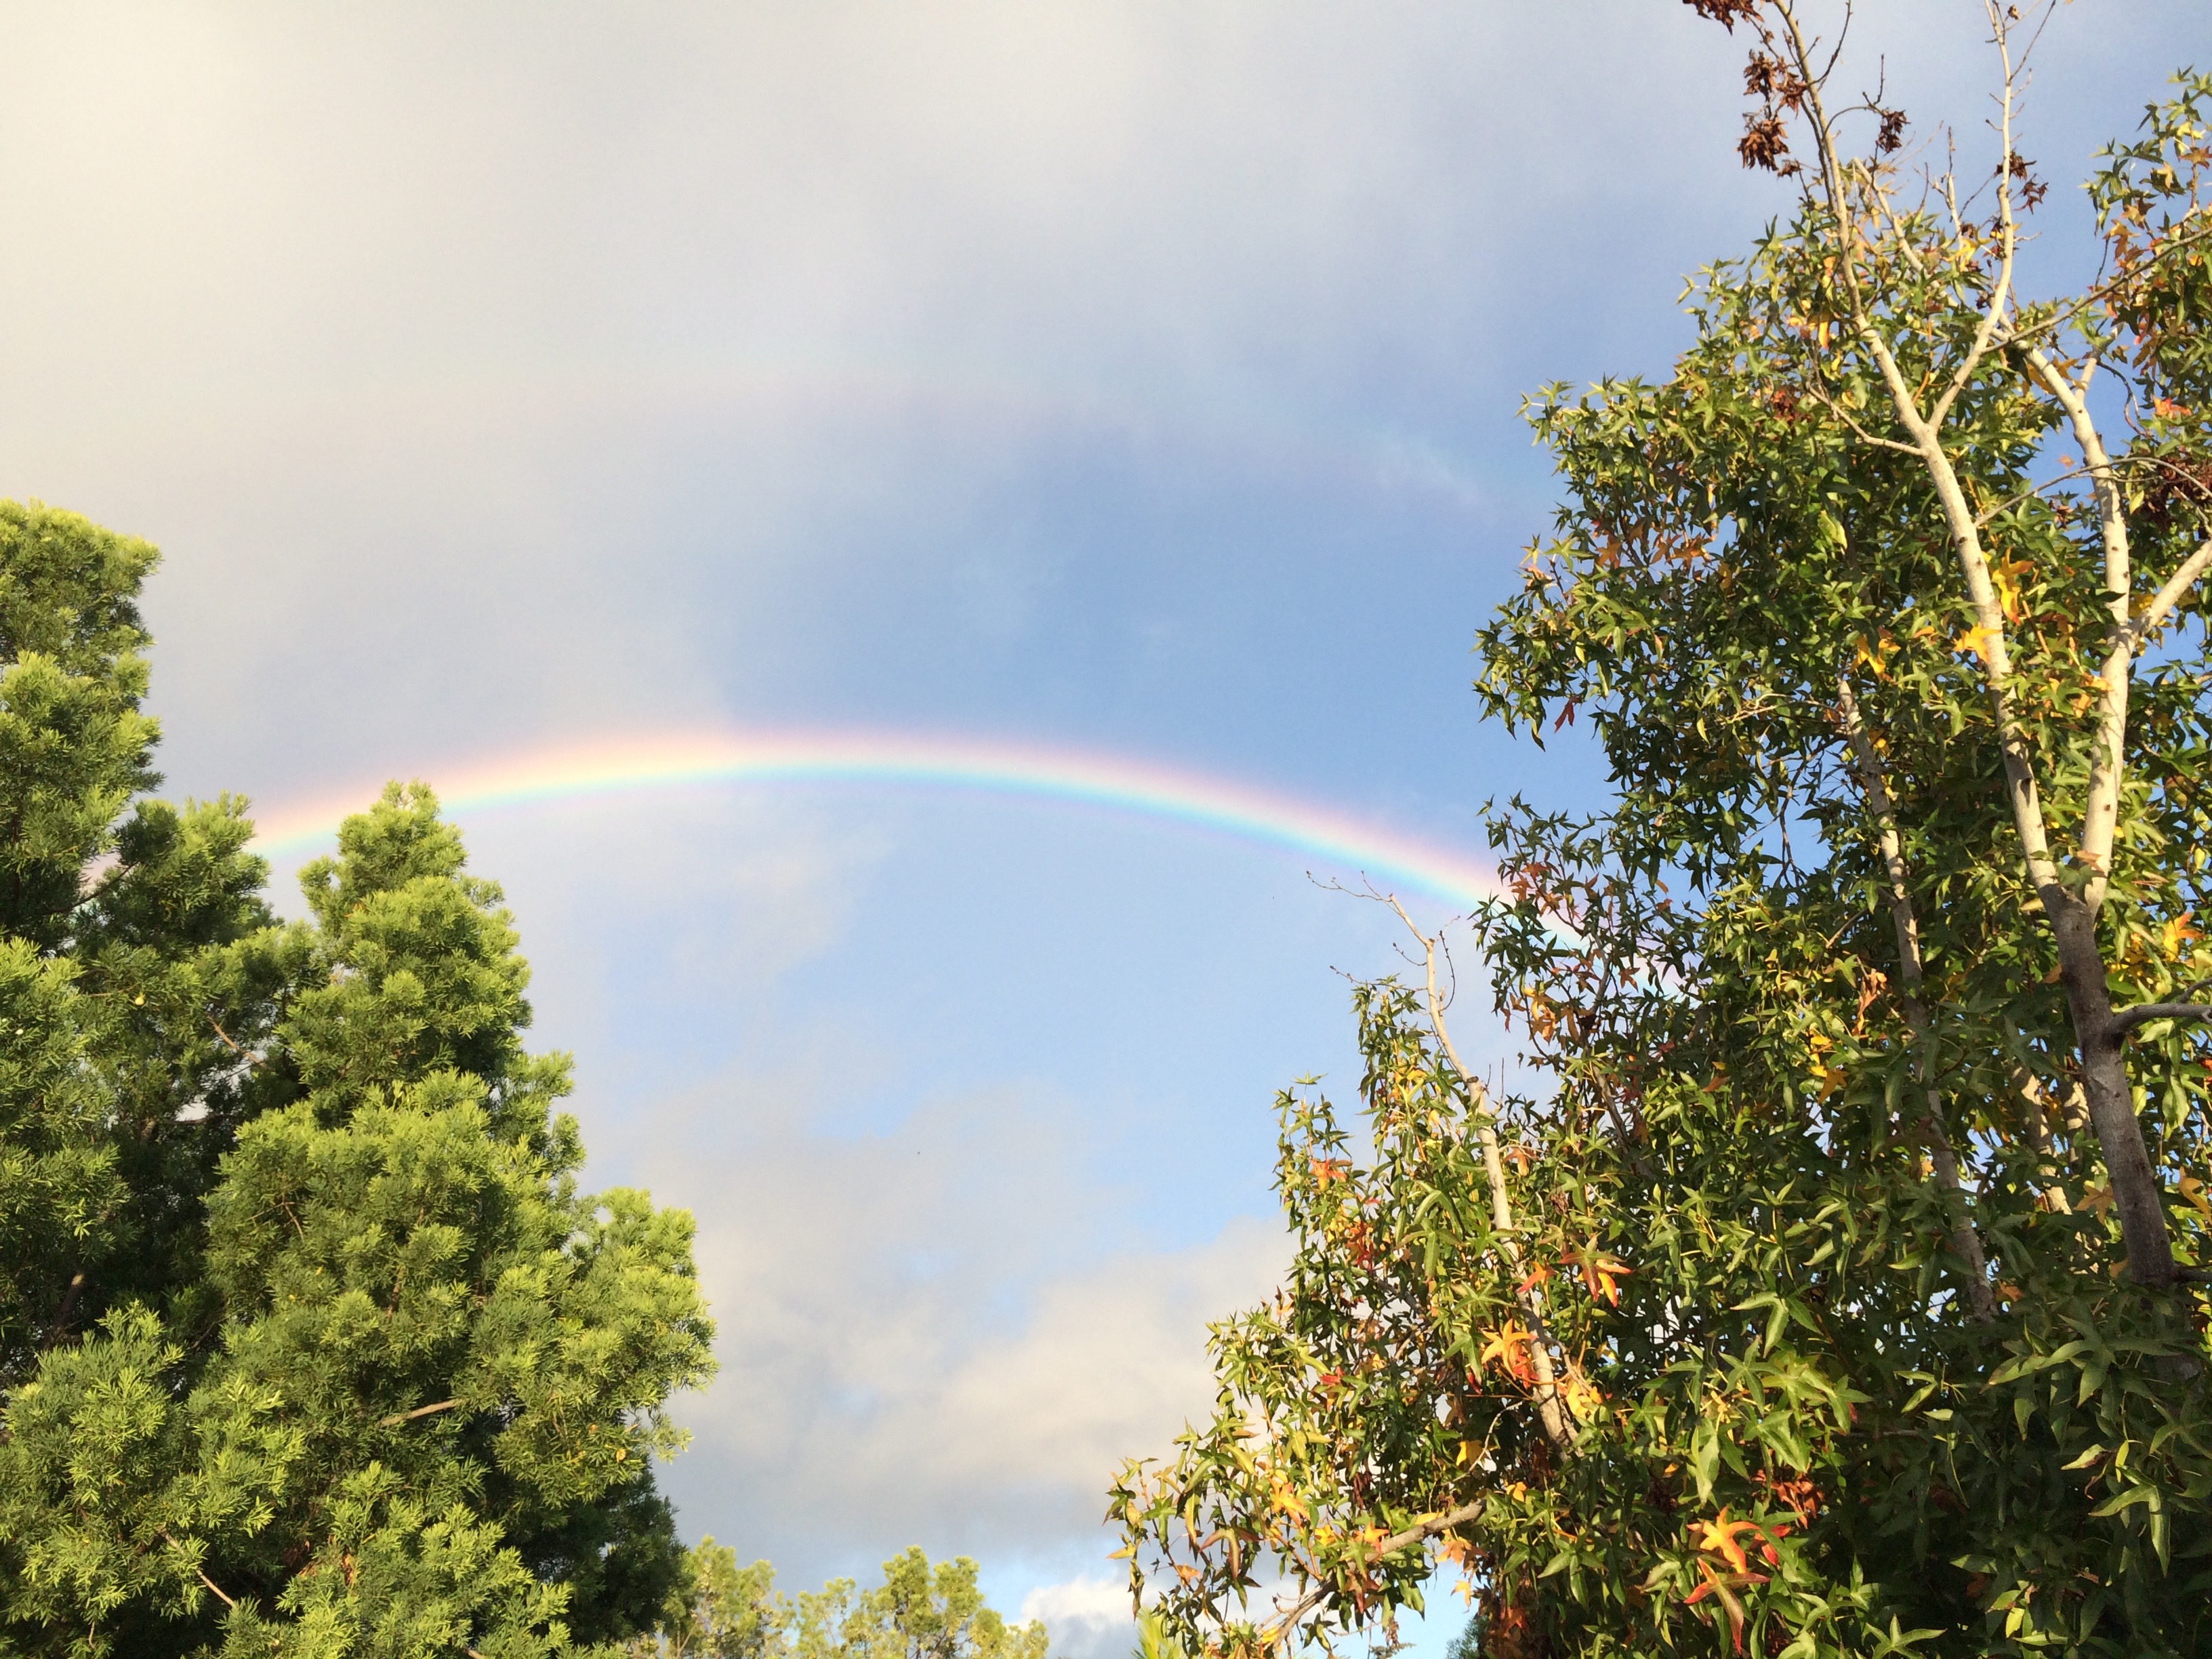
[1021,1576,1134,1659]
[636,1076,1286,1584]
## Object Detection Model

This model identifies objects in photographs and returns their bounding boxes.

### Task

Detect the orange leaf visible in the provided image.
[1694,1509,1763,1576]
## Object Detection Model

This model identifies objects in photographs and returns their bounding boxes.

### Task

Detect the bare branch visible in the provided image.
[378,1397,464,1427]
[158,1530,237,1611]
[206,1012,261,1070]
[2126,535,2212,649]
[2112,1003,2212,1037]
[1263,1498,1486,1649]
[1921,7,2019,429]
[2013,340,2134,912]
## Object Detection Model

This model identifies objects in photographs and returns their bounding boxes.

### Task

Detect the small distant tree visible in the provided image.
[0,503,716,1653]
[626,1547,1050,1659]
[623,1538,785,1659]
[1115,4,2212,1655]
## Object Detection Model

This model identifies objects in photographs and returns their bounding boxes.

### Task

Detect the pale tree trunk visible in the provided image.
[1771,0,2186,1284]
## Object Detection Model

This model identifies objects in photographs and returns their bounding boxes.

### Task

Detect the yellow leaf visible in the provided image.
[1478,1322,1536,1385]
[1954,623,2001,662]
[2179,1175,2212,1223]
[1565,1374,1605,1419]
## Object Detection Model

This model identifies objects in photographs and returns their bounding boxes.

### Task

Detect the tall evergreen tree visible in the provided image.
[0,503,715,1654]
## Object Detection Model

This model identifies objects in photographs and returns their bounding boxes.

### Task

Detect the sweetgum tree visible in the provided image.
[1114,5,2212,1654]
[0,503,715,1654]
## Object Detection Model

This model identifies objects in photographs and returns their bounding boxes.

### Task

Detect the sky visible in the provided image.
[0,2,2200,1652]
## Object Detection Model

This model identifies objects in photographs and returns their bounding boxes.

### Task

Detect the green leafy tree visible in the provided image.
[0,506,716,1653]
[624,1547,1048,1659]
[622,1538,784,1659]
[1115,5,2212,1656]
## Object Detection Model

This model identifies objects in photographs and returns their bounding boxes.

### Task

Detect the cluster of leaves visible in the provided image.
[621,1544,1048,1659]
[0,501,716,1654]
[1115,14,2212,1659]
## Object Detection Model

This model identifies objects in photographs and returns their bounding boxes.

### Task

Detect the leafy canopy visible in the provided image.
[1115,7,2212,1657]
[622,1544,1050,1659]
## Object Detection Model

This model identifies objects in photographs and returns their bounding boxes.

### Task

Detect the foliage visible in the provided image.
[623,1545,1050,1659]
[1114,7,2212,1656]
[621,1538,783,1659]
[0,506,716,1654]
[1132,1611,1192,1659]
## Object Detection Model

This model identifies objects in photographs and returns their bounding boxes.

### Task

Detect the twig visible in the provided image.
[378,1397,464,1427]
[206,1012,262,1070]
[1837,676,1994,1321]
[1262,1498,1486,1648]
[1382,895,1576,1455]
[2111,1003,2212,1037]
[158,1530,236,1610]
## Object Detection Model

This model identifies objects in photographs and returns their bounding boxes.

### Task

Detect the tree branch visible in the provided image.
[1836,676,1993,1320]
[378,1397,464,1427]
[1781,1,2178,1286]
[1386,895,1576,1456]
[2110,1003,2212,1036]
[158,1530,237,1611]
[2014,340,2133,914]
[2126,535,2212,651]
[1262,1498,1486,1648]
[206,1012,262,1070]
[1921,0,2022,430]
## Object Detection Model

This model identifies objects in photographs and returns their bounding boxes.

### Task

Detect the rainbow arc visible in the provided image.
[249,729,1504,912]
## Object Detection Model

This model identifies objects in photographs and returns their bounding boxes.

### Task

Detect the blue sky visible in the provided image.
[0,2,2198,1651]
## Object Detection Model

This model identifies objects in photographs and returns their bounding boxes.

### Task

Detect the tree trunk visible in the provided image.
[2055,903,2177,1286]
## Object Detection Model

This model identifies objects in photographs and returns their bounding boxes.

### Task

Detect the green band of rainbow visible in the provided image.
[249,729,1505,912]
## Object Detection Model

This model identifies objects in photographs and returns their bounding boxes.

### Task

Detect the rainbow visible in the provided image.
[248,729,1507,912]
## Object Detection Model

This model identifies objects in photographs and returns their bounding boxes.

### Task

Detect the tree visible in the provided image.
[1113,5,2212,1654]
[621,1538,784,1659]
[0,504,716,1653]
[623,1545,1050,1659]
